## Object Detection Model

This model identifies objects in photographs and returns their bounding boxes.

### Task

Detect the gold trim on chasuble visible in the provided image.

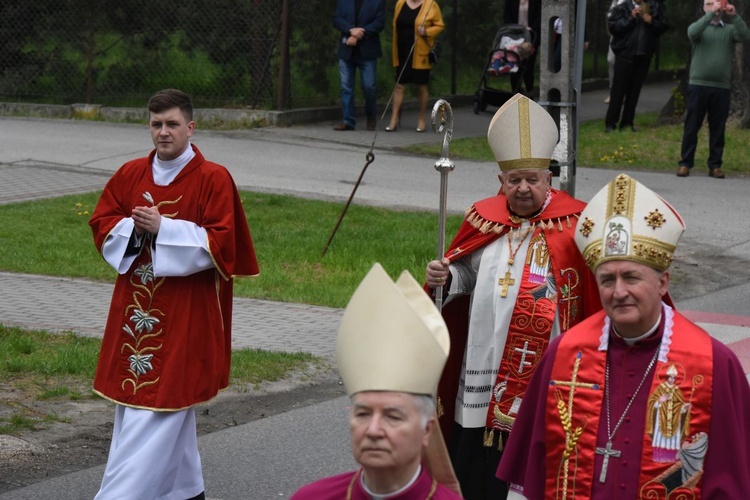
[464,205,578,236]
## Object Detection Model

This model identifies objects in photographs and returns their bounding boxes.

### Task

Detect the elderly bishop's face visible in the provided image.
[499,169,552,217]
[349,391,433,474]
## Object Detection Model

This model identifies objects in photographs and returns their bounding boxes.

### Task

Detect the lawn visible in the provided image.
[404,113,750,176]
[0,192,463,309]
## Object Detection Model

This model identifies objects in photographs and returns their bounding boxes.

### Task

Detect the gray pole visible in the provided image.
[538,0,587,197]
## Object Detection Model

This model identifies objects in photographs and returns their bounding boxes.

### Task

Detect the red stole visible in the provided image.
[544,307,713,498]
[483,229,557,445]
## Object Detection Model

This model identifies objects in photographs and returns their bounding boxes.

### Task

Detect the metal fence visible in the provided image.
[0,0,704,111]
[0,0,334,109]
[0,0,491,111]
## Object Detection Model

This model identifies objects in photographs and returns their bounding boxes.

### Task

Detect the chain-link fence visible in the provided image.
[0,0,705,111]
[0,0,333,109]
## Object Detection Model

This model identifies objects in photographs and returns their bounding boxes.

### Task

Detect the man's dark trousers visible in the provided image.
[605,54,651,129]
[679,84,730,171]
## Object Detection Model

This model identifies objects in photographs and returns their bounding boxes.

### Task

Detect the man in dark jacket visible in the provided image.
[332,0,386,131]
[605,0,668,132]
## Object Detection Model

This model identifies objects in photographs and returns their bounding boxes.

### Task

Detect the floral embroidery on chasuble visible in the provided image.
[543,308,713,499]
[484,229,558,443]
[121,246,164,394]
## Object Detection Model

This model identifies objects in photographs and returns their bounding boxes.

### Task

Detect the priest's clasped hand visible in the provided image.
[132,205,162,236]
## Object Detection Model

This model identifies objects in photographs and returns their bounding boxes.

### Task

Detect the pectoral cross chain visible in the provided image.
[595,441,621,483]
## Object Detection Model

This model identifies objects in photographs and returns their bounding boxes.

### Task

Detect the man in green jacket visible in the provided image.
[677,1,750,179]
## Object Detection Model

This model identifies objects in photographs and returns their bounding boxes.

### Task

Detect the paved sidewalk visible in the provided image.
[0,272,341,359]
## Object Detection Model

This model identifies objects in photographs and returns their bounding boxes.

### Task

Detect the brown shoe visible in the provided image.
[366,117,376,131]
[676,166,690,177]
[709,168,725,179]
[333,122,354,131]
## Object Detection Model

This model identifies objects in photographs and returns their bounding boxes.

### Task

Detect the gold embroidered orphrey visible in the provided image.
[550,350,600,499]
[558,267,581,332]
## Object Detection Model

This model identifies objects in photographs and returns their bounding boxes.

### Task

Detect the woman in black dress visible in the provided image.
[386,0,445,132]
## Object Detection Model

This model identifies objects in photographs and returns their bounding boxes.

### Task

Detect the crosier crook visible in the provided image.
[431,99,455,313]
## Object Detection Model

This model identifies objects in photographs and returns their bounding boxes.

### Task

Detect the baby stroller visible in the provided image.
[473,24,536,114]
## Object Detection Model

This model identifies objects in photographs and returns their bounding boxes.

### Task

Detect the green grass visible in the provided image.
[0,192,463,308]
[230,348,322,388]
[0,324,325,433]
[0,327,100,377]
[0,414,43,434]
[403,113,750,176]
[0,324,319,385]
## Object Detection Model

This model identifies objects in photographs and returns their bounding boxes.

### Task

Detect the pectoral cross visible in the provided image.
[595,441,621,483]
[498,270,515,298]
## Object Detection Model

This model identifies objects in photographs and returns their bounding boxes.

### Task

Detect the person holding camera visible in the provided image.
[604,0,668,133]
[676,0,750,179]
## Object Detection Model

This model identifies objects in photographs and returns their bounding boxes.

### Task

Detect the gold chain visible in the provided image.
[507,226,534,266]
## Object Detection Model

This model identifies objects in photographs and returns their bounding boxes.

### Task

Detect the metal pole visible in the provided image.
[430,99,455,313]
[277,0,290,110]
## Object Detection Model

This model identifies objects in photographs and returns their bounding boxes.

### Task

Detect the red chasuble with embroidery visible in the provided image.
[290,467,463,499]
[433,189,602,441]
[496,306,750,499]
[89,146,259,410]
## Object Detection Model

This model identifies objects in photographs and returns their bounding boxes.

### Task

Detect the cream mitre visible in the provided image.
[487,93,559,172]
[336,263,450,397]
[575,173,685,272]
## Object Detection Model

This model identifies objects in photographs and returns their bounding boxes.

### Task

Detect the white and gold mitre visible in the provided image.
[575,173,685,272]
[487,93,559,172]
[336,263,450,397]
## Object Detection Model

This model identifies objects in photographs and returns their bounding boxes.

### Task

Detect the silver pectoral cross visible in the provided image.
[595,441,621,483]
